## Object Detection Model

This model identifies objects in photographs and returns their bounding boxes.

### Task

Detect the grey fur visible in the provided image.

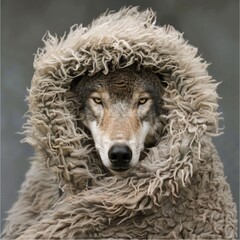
[73,66,164,150]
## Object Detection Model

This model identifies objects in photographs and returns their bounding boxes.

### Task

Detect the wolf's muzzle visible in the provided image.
[108,144,132,171]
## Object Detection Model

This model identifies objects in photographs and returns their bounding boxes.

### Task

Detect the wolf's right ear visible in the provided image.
[70,75,82,91]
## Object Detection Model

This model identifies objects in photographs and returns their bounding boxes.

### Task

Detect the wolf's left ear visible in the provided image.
[156,73,167,86]
[70,75,82,91]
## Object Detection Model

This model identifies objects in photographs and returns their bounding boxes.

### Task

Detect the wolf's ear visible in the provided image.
[70,75,82,91]
[156,73,166,83]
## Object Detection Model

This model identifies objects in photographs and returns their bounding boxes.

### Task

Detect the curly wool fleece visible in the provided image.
[2,7,237,239]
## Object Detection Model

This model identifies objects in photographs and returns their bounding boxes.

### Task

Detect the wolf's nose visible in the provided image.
[108,145,132,167]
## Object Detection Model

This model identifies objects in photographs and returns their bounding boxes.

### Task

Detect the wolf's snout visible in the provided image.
[108,145,132,169]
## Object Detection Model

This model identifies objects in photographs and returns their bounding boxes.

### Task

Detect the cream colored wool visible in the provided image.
[2,7,237,239]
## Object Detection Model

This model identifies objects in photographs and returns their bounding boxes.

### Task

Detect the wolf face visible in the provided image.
[73,66,163,174]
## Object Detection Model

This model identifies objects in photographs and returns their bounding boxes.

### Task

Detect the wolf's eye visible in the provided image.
[138,98,148,105]
[92,97,102,104]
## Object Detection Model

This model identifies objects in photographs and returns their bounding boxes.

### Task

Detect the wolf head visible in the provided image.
[72,66,164,174]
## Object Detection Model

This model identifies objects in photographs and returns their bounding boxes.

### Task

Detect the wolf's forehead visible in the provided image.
[77,67,161,100]
[97,71,140,86]
[106,72,140,97]
[90,68,158,95]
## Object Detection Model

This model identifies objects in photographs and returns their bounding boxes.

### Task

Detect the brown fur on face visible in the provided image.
[72,66,164,172]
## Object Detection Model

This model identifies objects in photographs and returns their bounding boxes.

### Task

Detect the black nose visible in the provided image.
[108,145,132,168]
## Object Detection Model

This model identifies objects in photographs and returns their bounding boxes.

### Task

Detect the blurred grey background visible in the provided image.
[1,0,239,231]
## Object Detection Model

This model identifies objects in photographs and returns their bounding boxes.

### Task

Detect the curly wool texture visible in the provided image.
[2,7,237,239]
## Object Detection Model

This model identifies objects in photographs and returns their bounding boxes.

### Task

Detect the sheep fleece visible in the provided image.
[2,7,238,239]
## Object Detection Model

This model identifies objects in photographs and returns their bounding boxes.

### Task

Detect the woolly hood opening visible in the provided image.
[23,7,220,197]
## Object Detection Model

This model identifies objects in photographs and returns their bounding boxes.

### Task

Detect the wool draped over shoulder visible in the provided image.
[2,7,237,239]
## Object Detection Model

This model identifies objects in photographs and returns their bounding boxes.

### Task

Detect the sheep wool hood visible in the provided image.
[3,7,237,239]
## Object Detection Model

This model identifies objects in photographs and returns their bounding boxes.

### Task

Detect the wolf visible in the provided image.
[2,7,237,239]
[72,66,164,174]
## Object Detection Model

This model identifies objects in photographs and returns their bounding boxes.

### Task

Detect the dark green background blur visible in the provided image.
[1,0,239,231]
